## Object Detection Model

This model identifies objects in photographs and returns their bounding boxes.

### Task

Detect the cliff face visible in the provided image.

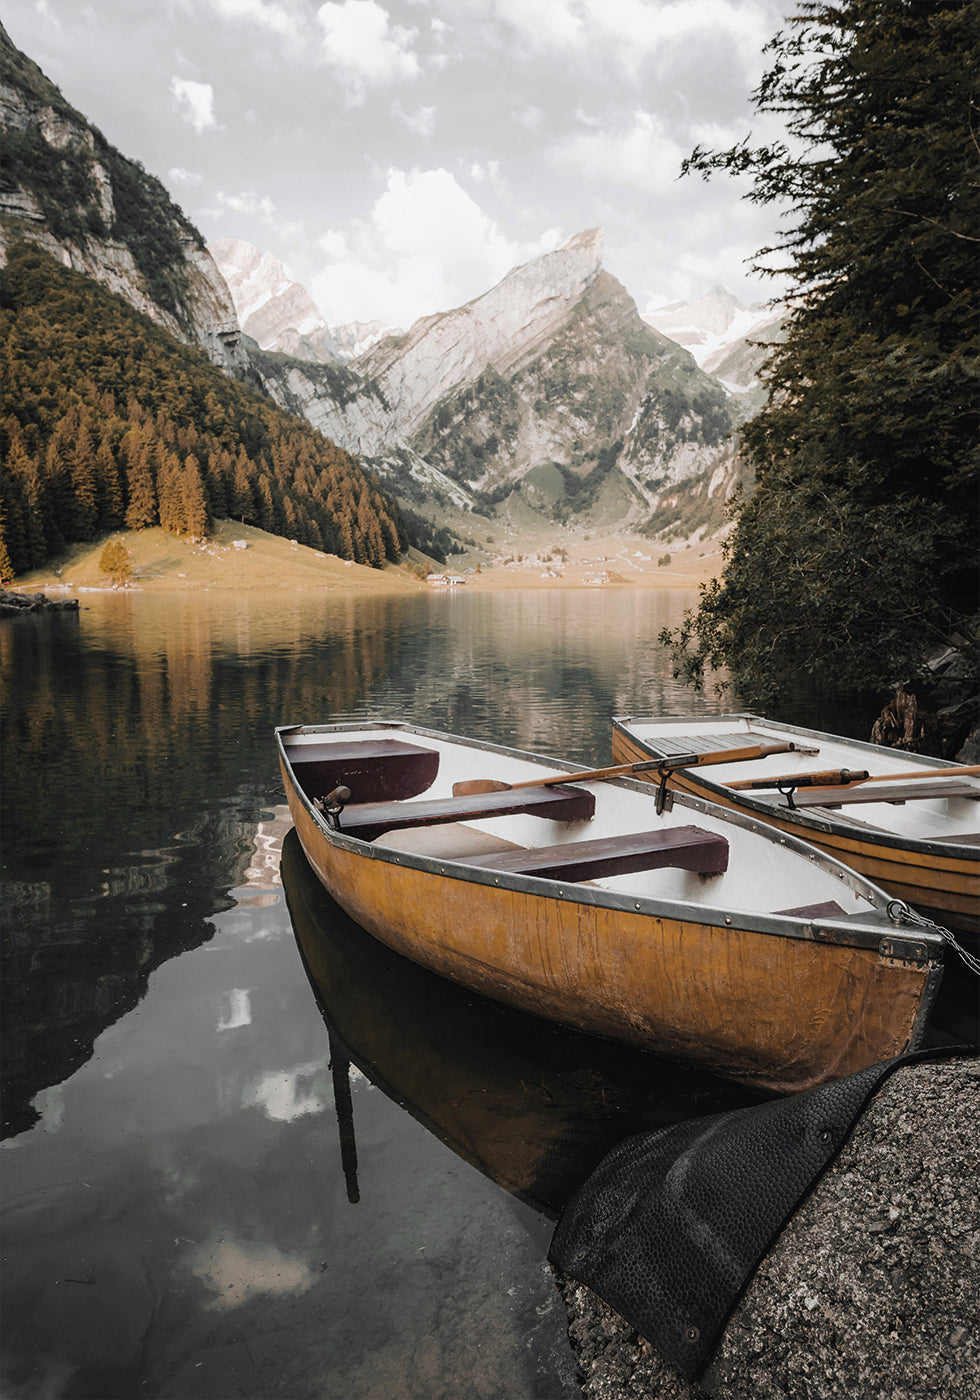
[0,24,247,377]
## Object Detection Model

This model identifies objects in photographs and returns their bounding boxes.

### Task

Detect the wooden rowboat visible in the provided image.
[276,721,944,1094]
[611,714,980,938]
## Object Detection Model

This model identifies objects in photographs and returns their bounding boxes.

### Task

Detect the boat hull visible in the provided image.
[612,716,979,937]
[277,724,943,1095]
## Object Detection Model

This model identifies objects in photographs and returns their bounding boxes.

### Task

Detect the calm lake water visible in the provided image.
[1,587,963,1400]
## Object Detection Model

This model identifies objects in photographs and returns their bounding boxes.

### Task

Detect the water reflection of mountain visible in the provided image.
[0,600,401,1138]
[281,829,765,1217]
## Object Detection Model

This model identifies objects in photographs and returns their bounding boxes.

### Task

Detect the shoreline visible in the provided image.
[12,521,724,598]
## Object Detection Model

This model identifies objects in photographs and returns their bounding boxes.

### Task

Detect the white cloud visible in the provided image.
[169,166,203,187]
[170,77,217,133]
[495,0,774,79]
[201,190,307,251]
[316,0,421,97]
[553,110,686,194]
[495,0,586,52]
[310,167,560,326]
[395,102,436,137]
[206,0,306,44]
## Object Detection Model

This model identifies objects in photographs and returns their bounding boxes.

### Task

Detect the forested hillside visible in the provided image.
[0,244,405,580]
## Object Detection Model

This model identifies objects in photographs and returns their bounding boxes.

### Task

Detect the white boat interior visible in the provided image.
[282,724,893,925]
[615,715,980,846]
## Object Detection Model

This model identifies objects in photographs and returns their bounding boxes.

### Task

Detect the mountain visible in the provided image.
[249,230,742,539]
[208,237,393,365]
[1,23,752,552]
[0,23,246,377]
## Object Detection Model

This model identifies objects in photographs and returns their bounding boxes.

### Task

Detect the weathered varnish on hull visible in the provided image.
[277,723,945,1095]
[612,716,979,937]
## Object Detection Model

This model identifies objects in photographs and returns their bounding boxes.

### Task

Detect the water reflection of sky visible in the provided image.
[2,812,577,1399]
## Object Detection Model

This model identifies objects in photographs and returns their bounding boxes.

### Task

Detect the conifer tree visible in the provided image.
[98,537,133,583]
[124,447,158,529]
[664,0,978,702]
[95,438,124,528]
[181,455,210,539]
[156,450,186,535]
[69,419,99,539]
[0,500,15,584]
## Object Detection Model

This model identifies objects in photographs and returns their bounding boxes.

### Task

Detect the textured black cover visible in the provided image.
[549,1049,967,1380]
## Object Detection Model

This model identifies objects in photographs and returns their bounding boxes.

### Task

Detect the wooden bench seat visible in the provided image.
[289,738,439,804]
[460,825,729,882]
[791,779,980,809]
[333,784,596,844]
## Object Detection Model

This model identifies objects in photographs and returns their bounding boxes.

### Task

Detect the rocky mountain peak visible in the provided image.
[353,226,605,443]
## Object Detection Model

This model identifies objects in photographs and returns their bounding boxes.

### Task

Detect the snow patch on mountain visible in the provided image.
[642,286,781,380]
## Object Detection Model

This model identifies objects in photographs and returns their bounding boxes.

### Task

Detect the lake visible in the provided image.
[0,586,954,1400]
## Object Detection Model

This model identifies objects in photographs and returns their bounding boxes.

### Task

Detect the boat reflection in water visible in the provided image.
[281,827,765,1219]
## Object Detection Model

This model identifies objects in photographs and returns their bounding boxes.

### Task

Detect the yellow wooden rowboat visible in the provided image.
[276,721,944,1094]
[611,714,979,938]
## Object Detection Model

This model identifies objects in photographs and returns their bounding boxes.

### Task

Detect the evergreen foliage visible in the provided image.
[663,0,978,703]
[98,538,133,582]
[0,245,404,575]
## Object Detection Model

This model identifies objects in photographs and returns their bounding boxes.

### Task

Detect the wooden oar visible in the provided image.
[453,742,808,797]
[730,768,868,791]
[730,763,980,792]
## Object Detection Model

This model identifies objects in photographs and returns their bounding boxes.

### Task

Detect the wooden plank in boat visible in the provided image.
[632,731,768,759]
[289,738,440,803]
[462,826,729,881]
[335,784,596,843]
[792,779,980,809]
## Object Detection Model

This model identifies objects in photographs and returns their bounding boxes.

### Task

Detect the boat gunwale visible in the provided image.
[611,713,980,862]
[275,721,945,959]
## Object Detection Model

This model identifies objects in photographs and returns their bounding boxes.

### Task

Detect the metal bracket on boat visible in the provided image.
[315,785,352,830]
[878,936,930,966]
[653,754,698,814]
[777,780,799,809]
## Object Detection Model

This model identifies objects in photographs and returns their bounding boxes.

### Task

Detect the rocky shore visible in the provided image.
[553,1056,979,1400]
[0,588,79,616]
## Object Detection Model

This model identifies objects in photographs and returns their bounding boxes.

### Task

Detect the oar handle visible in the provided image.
[730,761,980,792]
[729,768,868,791]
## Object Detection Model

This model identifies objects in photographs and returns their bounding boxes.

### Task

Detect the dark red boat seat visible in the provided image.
[333,784,597,843]
[289,738,440,804]
[462,825,729,881]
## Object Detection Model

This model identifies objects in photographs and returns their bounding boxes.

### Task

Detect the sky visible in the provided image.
[5,0,795,332]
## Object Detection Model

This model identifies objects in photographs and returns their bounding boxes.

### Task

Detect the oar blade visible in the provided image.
[452,778,512,796]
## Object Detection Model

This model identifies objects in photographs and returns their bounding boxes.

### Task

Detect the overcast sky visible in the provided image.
[6,0,794,331]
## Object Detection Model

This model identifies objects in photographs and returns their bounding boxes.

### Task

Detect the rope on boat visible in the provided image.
[887,899,980,977]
